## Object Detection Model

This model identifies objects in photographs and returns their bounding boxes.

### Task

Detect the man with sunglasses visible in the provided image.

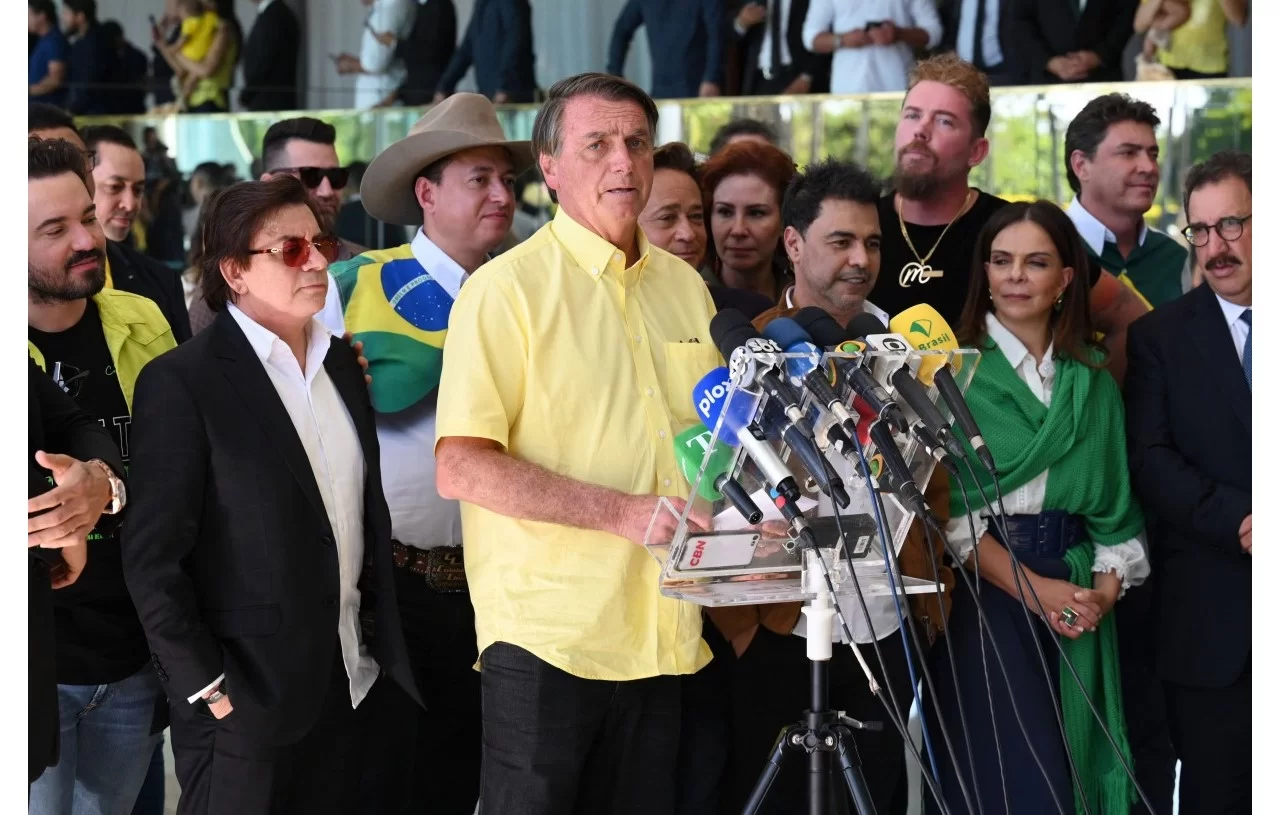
[1065,93,1190,309]
[1125,151,1252,815]
[260,117,359,336]
[324,92,528,814]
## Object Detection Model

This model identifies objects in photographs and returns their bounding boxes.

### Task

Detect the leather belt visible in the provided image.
[988,511,1084,559]
[391,540,467,594]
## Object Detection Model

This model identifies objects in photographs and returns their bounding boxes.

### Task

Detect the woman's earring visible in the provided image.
[1053,293,1065,311]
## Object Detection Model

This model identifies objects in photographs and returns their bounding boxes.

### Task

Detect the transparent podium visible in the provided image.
[644,345,981,608]
[643,343,982,815]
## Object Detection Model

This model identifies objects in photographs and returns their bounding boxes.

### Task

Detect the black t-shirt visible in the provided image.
[29,300,149,685]
[872,191,1104,327]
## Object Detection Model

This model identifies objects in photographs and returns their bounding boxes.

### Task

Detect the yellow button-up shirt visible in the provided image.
[436,208,722,681]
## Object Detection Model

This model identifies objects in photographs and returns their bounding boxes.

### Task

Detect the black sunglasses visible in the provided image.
[270,166,350,191]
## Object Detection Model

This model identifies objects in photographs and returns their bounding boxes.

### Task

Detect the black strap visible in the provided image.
[769,0,783,76]
[972,0,987,71]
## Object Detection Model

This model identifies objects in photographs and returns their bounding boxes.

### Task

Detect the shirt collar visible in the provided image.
[1216,294,1250,327]
[1066,196,1147,256]
[411,228,469,300]
[549,207,651,286]
[228,302,333,384]
[257,0,278,13]
[985,312,1054,377]
[782,285,890,327]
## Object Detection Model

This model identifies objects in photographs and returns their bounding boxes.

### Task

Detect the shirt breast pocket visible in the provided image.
[664,341,723,430]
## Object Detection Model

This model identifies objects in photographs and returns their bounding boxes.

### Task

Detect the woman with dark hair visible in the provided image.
[700,139,797,303]
[926,201,1148,815]
[122,176,419,813]
[640,142,773,318]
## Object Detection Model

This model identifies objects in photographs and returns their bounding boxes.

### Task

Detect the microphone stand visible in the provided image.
[742,546,881,815]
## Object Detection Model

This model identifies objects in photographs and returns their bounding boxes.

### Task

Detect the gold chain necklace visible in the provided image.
[896,189,974,287]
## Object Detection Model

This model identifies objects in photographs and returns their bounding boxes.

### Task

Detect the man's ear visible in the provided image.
[968,137,990,170]
[415,176,434,213]
[538,153,559,199]
[782,225,804,266]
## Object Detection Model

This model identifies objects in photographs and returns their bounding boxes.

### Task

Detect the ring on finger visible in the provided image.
[1060,606,1079,628]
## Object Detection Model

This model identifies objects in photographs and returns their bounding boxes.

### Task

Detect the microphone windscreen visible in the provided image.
[791,307,848,347]
[760,316,812,350]
[888,304,960,385]
[709,309,758,361]
[846,313,889,340]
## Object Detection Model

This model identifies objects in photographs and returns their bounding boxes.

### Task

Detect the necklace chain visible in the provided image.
[897,189,974,266]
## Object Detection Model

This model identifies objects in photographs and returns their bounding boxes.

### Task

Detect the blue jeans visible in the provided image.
[29,665,163,815]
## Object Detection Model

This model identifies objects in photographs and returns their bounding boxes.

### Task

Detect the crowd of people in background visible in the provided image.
[27,37,1252,812]
[29,0,1251,117]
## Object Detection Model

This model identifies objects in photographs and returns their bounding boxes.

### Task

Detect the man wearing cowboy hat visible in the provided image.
[328,92,531,814]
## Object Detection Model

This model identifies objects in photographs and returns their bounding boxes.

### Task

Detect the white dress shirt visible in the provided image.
[1066,196,1149,257]
[354,0,415,108]
[944,314,1149,592]
[378,230,467,550]
[955,0,1005,68]
[1216,295,1251,363]
[191,305,380,707]
[319,272,347,337]
[803,0,943,95]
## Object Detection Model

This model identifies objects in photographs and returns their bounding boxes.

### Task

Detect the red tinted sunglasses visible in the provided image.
[248,235,341,267]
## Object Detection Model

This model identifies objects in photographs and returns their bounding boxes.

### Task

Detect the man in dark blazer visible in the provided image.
[240,0,301,111]
[28,359,125,784]
[940,0,1015,85]
[606,0,726,99]
[122,179,420,813]
[1004,0,1139,84]
[732,0,828,96]
[391,0,456,106]
[1125,151,1252,815]
[435,0,536,104]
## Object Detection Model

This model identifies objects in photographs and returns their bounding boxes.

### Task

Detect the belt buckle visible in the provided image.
[425,547,468,594]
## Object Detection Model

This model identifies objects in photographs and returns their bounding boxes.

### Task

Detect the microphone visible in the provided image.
[709,310,815,441]
[791,307,909,434]
[868,421,931,517]
[888,304,995,475]
[692,367,816,547]
[672,425,764,525]
[860,332,966,461]
[761,317,861,438]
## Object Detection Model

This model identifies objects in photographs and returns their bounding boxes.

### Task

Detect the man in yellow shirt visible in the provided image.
[435,73,722,814]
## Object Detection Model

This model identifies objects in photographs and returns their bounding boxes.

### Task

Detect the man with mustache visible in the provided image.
[83,124,192,342]
[27,135,176,813]
[326,93,532,813]
[1065,93,1189,309]
[260,117,359,336]
[1125,151,1252,815]
[869,53,1149,382]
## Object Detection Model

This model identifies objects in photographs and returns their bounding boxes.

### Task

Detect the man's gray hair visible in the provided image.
[531,73,659,159]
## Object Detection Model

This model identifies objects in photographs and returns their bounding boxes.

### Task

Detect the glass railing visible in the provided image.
[80,78,1250,236]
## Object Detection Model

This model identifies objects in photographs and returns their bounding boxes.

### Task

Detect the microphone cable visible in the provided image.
[843,431,979,815]
[915,504,1071,815]
[978,475,1158,815]
[802,505,955,815]
[950,485,1012,815]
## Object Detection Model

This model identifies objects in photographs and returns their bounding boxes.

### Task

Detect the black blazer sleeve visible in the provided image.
[438,9,476,92]
[787,0,819,80]
[606,0,643,76]
[1003,0,1055,83]
[121,356,223,702]
[1094,0,1140,74]
[1125,318,1251,553]
[496,0,533,94]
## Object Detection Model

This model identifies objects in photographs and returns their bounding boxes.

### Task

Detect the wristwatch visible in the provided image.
[88,459,127,515]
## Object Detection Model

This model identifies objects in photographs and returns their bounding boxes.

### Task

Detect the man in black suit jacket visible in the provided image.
[1004,0,1139,84]
[940,0,1015,84]
[28,359,125,784]
[732,0,828,95]
[391,0,457,106]
[122,179,420,813]
[84,124,192,342]
[240,0,301,111]
[1125,151,1252,815]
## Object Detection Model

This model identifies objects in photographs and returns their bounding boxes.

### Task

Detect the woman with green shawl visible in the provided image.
[924,201,1148,815]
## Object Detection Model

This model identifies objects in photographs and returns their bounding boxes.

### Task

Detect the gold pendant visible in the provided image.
[899,262,943,287]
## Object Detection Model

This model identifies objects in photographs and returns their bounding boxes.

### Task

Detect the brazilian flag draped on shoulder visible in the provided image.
[331,245,452,414]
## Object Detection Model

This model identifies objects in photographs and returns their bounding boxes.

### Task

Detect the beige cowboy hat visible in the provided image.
[361,93,535,226]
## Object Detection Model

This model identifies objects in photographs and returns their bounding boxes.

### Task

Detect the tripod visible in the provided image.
[742,549,882,815]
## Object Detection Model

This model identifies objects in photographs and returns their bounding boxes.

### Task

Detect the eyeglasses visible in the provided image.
[248,235,341,268]
[269,166,350,191]
[1182,215,1251,247]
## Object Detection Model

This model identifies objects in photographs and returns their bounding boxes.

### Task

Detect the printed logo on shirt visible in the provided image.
[50,361,89,398]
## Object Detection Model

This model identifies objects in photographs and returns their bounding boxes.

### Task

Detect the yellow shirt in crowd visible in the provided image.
[436,207,722,682]
[1153,0,1230,76]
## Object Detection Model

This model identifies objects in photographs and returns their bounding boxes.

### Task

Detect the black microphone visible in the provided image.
[868,421,930,517]
[790,308,909,434]
[709,310,816,441]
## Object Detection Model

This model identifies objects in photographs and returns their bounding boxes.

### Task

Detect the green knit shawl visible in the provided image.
[949,337,1144,815]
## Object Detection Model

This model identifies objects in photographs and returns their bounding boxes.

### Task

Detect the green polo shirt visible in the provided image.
[1066,198,1189,309]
